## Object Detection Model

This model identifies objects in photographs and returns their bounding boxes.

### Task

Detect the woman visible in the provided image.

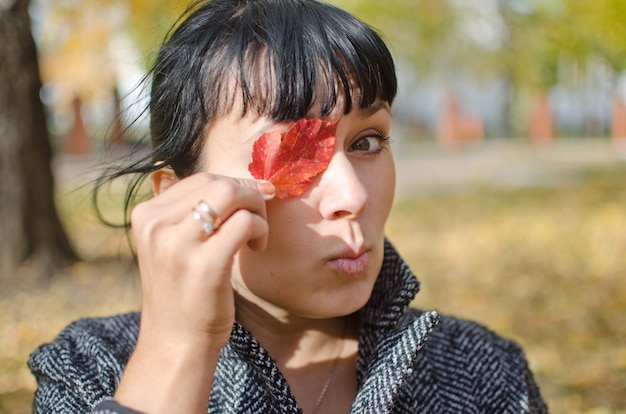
[29,0,547,412]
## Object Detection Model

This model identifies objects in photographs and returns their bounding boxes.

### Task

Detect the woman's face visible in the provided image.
[202,99,395,319]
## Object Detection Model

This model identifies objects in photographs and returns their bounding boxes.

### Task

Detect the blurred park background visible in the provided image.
[1,0,626,412]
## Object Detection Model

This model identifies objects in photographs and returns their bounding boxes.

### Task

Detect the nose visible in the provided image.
[317,152,369,220]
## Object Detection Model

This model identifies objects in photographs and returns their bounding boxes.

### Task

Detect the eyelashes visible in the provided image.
[349,130,391,156]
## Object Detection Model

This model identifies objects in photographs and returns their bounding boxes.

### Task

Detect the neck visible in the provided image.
[233,292,359,413]
[234,292,355,366]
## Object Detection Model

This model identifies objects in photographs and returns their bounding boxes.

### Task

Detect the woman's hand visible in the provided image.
[114,172,275,414]
[134,171,273,347]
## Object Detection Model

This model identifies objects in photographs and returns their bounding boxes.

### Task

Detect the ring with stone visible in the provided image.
[192,200,222,235]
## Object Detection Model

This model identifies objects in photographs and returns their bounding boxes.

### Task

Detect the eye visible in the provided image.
[348,131,390,156]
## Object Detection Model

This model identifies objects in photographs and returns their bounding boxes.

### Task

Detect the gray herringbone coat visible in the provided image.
[29,241,547,413]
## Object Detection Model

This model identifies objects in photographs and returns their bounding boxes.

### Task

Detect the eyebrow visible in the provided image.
[244,102,390,144]
[358,102,391,119]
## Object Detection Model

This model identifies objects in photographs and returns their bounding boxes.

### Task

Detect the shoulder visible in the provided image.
[29,312,140,366]
[28,312,140,413]
[402,308,547,412]
[403,308,525,360]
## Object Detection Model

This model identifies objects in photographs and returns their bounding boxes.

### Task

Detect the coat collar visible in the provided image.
[351,239,440,413]
[356,239,422,378]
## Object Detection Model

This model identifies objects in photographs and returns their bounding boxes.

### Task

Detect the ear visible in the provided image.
[151,166,179,195]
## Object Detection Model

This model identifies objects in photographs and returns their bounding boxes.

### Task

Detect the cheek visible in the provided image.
[387,166,396,208]
[367,159,396,220]
[264,199,316,249]
[235,200,319,291]
[204,144,253,177]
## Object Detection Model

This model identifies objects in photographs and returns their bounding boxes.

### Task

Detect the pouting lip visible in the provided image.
[327,249,371,277]
[327,246,371,261]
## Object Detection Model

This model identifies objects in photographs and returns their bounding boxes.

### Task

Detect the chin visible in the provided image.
[309,278,377,319]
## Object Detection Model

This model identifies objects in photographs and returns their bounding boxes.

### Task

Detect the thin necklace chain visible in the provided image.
[311,321,349,414]
[312,356,340,413]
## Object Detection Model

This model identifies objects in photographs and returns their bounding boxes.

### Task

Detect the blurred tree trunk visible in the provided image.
[0,0,77,285]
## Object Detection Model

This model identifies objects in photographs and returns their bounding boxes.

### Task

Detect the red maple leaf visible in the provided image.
[248,118,338,199]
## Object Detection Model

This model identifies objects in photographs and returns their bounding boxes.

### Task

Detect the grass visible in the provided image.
[1,162,625,413]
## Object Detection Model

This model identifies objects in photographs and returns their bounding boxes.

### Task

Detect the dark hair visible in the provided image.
[97,0,397,226]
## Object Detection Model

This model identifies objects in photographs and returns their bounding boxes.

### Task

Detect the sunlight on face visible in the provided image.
[201,97,395,319]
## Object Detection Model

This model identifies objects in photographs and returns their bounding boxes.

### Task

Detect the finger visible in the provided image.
[196,172,276,201]
[198,209,269,257]
[152,173,274,220]
[172,210,268,293]
[206,174,275,201]
[182,194,269,248]
[154,172,275,204]
[158,173,276,213]
[228,176,276,201]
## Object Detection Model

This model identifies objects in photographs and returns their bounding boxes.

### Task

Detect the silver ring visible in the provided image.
[192,200,222,234]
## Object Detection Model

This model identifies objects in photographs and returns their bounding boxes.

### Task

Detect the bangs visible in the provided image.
[203,0,397,121]
[148,0,397,177]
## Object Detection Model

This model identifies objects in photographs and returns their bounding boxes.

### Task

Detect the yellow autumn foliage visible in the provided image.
[1,162,625,413]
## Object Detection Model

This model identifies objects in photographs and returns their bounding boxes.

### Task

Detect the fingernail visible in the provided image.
[257,181,276,200]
